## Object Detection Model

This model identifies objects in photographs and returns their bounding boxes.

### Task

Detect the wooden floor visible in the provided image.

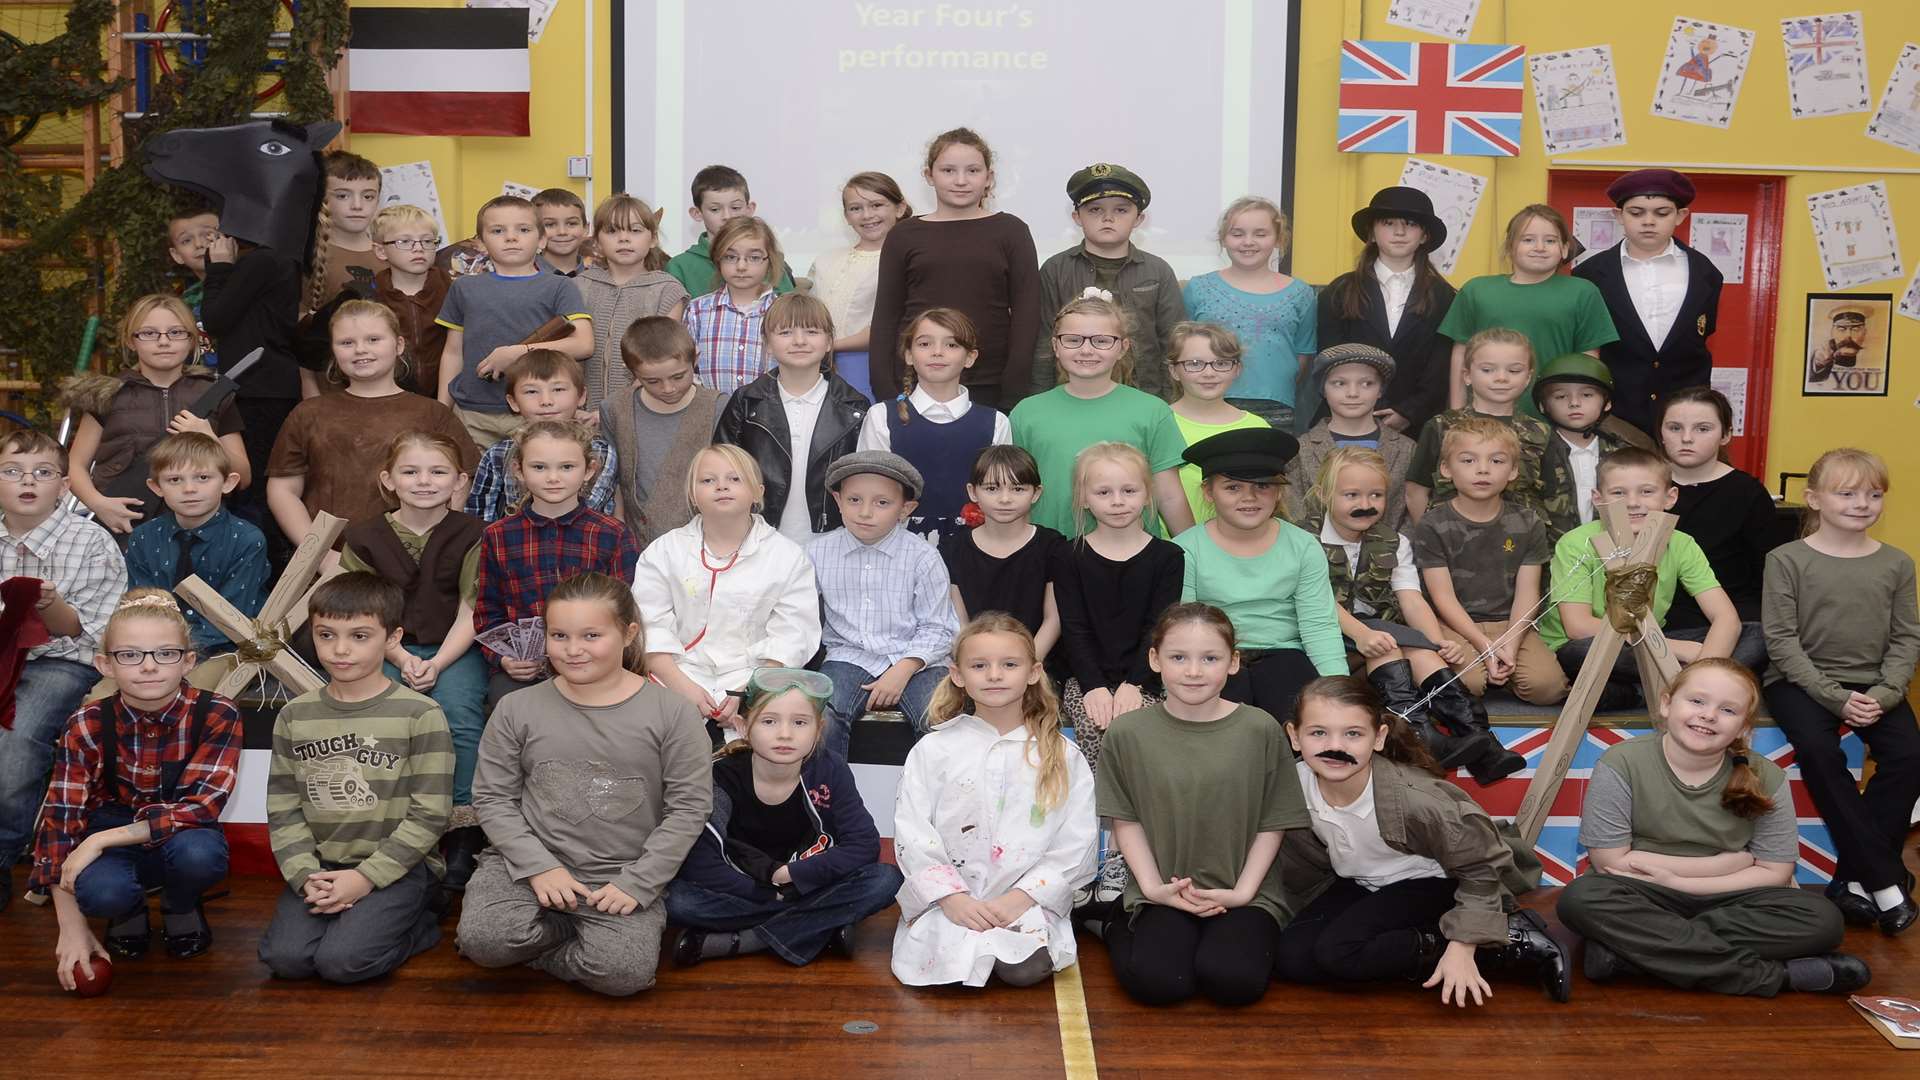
[2,850,1917,1078]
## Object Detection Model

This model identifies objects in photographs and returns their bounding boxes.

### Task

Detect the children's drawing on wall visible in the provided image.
[1807,181,1904,290]
[377,161,450,245]
[1384,0,1481,42]
[1866,42,1920,154]
[1803,293,1892,397]
[1653,18,1754,128]
[1529,46,1628,154]
[1780,12,1869,118]
[1899,266,1920,323]
[1688,212,1748,284]
[1571,206,1619,267]
[1397,157,1484,275]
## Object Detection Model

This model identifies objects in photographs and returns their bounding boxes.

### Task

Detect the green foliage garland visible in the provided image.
[0,0,349,427]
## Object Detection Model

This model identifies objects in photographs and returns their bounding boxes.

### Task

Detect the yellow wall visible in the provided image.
[354,0,1920,537]
[348,0,614,241]
[1294,0,1920,541]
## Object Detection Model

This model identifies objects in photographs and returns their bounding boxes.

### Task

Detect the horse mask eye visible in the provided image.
[143,119,341,267]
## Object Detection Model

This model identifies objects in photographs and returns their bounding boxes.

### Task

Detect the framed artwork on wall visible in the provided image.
[1802,292,1892,397]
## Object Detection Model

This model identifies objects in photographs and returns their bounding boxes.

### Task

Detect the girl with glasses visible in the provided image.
[1165,321,1269,525]
[1009,296,1195,539]
[61,294,250,539]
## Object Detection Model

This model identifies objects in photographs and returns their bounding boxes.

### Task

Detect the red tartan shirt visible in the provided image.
[29,688,242,891]
[474,503,640,670]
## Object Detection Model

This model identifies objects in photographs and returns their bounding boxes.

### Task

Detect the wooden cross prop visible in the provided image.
[1513,501,1683,845]
[174,512,347,699]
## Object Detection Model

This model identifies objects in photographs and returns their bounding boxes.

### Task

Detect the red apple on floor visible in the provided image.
[70,955,112,997]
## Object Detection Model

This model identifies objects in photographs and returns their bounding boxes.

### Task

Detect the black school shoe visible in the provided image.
[0,867,10,913]
[1785,953,1872,994]
[1825,881,1879,927]
[440,826,488,893]
[1479,910,1571,1002]
[163,904,213,959]
[106,908,153,961]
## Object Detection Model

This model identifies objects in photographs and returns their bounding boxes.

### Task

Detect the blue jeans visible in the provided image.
[665,861,903,965]
[385,643,488,806]
[71,804,229,919]
[820,659,948,762]
[0,657,101,862]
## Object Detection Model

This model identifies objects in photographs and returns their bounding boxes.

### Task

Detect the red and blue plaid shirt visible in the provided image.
[474,503,640,669]
[29,688,242,891]
[682,287,777,394]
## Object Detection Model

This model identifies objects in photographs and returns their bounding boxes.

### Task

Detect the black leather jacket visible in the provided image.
[712,372,871,534]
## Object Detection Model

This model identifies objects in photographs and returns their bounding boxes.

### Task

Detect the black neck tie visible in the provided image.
[174,529,197,585]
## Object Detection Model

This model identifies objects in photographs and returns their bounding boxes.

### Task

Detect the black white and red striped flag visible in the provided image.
[348,8,531,137]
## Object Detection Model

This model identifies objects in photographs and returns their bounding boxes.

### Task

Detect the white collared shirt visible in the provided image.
[777,375,830,545]
[1620,241,1690,348]
[1561,433,1602,523]
[856,384,1014,452]
[1317,518,1418,617]
[1373,259,1416,337]
[1297,761,1446,890]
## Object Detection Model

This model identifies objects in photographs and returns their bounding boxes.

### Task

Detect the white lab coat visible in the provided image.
[889,714,1098,987]
[632,515,821,702]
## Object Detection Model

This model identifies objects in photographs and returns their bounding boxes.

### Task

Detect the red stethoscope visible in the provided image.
[681,542,742,651]
[650,541,745,721]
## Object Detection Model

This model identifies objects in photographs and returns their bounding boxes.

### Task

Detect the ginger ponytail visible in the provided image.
[1721,731,1774,820]
[929,614,1069,812]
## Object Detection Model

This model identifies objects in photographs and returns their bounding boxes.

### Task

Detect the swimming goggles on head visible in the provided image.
[746,667,833,707]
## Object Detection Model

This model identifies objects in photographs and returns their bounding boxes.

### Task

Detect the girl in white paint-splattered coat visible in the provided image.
[889,613,1097,988]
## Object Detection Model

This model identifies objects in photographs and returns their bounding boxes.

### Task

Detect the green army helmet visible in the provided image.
[1531,353,1615,411]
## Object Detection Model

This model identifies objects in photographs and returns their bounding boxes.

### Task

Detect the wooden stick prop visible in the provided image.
[1514,503,1681,845]
[175,512,347,700]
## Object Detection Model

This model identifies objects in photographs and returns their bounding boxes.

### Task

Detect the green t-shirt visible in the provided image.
[663,232,798,298]
[1577,733,1795,862]
[1537,520,1720,650]
[1172,521,1349,675]
[1094,703,1310,925]
[1436,274,1618,418]
[1010,383,1187,536]
[1171,409,1270,525]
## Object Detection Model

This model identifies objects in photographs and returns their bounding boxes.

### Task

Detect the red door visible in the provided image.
[1547,170,1785,475]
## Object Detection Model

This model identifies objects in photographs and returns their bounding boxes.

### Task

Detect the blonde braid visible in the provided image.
[302,203,334,319]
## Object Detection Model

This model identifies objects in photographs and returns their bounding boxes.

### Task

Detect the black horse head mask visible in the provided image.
[142,118,343,267]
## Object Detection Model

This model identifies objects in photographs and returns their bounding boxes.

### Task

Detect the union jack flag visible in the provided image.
[1452,719,1859,886]
[1339,40,1527,156]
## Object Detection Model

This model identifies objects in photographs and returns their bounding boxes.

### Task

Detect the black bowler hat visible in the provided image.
[1606,168,1696,208]
[1181,427,1301,481]
[1350,186,1447,251]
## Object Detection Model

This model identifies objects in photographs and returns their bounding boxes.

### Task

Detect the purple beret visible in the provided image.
[1606,168,1696,208]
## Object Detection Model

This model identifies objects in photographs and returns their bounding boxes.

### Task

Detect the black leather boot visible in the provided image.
[1428,676,1525,785]
[1405,668,1499,770]
[1367,658,1424,719]
[1478,909,1571,1002]
[441,826,488,892]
